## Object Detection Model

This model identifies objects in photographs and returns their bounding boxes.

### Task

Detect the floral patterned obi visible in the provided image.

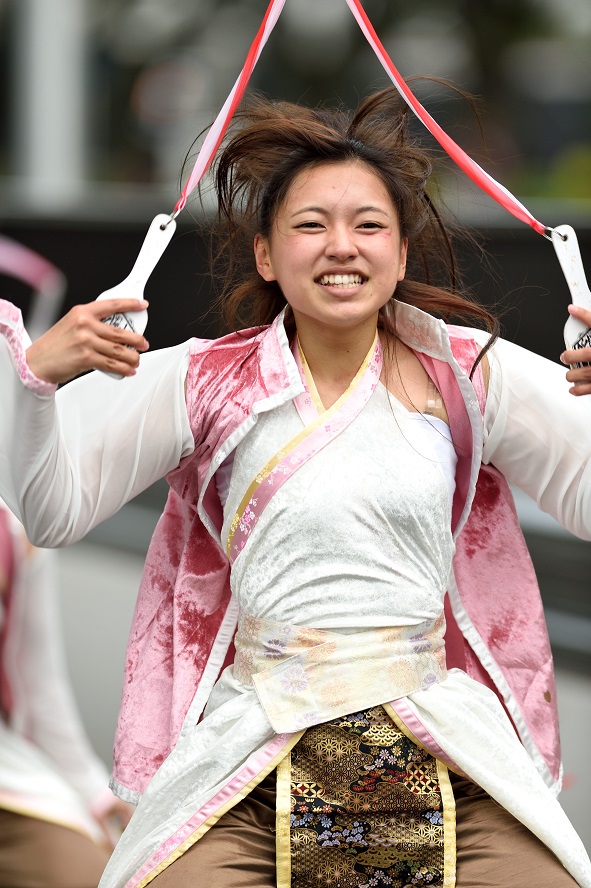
[233,612,447,733]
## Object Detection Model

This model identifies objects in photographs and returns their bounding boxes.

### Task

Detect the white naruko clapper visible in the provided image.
[96,213,177,377]
[552,224,591,363]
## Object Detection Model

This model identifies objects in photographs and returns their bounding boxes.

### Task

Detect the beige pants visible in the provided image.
[0,808,110,888]
[150,772,579,888]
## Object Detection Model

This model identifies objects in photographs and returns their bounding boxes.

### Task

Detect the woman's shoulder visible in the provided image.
[446,323,490,346]
[184,323,279,411]
[444,324,492,398]
[188,323,270,361]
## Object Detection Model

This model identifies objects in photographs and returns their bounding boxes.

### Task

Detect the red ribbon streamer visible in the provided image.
[344,0,547,235]
[174,0,548,236]
[173,0,286,214]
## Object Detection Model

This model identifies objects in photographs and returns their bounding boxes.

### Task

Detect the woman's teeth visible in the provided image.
[319,274,363,287]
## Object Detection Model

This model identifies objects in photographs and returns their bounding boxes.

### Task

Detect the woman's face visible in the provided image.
[254,161,407,335]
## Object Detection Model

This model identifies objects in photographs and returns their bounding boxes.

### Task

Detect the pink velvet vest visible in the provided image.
[110,320,560,802]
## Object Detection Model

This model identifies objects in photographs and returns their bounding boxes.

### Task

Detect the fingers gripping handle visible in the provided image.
[95,214,176,377]
[97,213,177,332]
[552,224,591,367]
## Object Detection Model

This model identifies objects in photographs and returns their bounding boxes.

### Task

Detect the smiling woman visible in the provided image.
[211,90,496,338]
[254,162,407,324]
[1,85,591,888]
[253,161,408,406]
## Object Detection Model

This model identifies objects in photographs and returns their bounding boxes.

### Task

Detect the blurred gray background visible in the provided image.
[0,0,590,852]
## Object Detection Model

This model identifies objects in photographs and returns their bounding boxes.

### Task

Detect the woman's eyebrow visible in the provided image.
[289,205,390,218]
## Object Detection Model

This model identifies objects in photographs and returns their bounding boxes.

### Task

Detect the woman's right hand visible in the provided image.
[25,299,150,384]
[561,304,591,396]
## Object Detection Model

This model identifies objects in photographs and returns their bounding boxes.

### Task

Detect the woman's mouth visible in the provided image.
[317,273,365,288]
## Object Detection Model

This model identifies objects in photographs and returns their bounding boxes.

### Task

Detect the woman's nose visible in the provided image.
[325,226,358,260]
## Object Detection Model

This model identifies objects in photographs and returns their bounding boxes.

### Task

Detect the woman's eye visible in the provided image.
[296,221,323,229]
[358,221,383,230]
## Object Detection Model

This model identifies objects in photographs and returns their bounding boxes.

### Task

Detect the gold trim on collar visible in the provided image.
[226,330,378,558]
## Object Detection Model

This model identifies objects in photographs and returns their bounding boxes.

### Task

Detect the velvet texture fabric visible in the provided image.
[112,323,302,801]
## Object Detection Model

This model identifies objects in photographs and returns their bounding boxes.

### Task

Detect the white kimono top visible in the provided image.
[0,299,590,887]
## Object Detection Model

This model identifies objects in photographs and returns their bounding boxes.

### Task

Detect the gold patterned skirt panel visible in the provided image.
[277,705,455,888]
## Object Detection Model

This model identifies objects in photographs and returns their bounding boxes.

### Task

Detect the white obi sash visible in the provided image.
[234,612,447,733]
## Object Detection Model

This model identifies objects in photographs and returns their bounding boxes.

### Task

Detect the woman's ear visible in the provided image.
[254,234,276,282]
[398,237,408,282]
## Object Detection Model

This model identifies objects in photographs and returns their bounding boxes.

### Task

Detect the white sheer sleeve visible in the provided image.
[0,301,194,547]
[478,333,591,540]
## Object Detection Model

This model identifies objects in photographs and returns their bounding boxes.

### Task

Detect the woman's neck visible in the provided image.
[293,315,379,408]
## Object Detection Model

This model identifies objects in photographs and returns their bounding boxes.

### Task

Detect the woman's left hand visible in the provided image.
[561,304,591,396]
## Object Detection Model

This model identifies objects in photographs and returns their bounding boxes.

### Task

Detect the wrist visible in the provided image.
[1,300,57,396]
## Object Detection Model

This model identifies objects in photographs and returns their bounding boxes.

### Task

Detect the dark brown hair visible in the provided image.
[203,85,498,364]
